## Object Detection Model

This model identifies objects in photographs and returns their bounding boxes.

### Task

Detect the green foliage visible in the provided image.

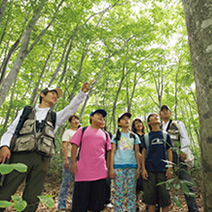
[12,196,27,212]
[37,195,54,209]
[0,163,54,211]
[0,163,27,175]
[0,0,201,184]
[157,157,198,208]
[173,195,181,207]
[0,201,13,208]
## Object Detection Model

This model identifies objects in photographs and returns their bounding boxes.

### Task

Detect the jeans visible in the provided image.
[58,157,73,210]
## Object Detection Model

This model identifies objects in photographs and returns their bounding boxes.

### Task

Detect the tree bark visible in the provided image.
[30,43,56,105]
[0,32,23,85]
[182,0,212,211]
[174,58,181,120]
[0,0,8,27]
[0,2,44,107]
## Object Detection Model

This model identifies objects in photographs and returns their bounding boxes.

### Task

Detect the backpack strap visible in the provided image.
[50,111,56,128]
[77,126,88,160]
[130,132,136,150]
[143,134,150,158]
[77,127,109,160]
[14,106,33,136]
[162,131,168,159]
[10,106,33,150]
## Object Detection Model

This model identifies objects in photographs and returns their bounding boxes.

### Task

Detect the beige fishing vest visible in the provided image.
[12,109,55,156]
[167,121,181,148]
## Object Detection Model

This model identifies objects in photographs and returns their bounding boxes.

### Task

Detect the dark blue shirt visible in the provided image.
[141,131,173,172]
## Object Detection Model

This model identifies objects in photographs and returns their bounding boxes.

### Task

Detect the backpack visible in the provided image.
[10,106,56,150]
[77,126,109,160]
[168,120,181,148]
[168,121,194,168]
[143,131,168,159]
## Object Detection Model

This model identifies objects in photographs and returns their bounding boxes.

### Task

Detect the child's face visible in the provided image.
[119,115,130,128]
[134,120,143,131]
[91,112,104,126]
[70,117,80,128]
[100,119,106,130]
[148,114,160,125]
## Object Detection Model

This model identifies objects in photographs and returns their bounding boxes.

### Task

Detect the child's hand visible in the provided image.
[70,161,77,176]
[166,169,173,179]
[110,168,116,179]
[180,152,187,161]
[136,168,140,180]
[142,169,148,180]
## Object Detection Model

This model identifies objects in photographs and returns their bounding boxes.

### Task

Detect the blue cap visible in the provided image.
[89,109,107,118]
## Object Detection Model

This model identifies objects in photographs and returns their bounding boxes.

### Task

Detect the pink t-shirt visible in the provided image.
[70,126,111,182]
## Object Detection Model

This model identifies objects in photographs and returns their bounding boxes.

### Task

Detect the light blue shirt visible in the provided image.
[111,132,140,168]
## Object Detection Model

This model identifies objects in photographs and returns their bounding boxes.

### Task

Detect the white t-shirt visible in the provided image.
[62,129,76,157]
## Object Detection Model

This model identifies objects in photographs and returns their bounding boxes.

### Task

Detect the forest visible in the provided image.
[0,0,211,211]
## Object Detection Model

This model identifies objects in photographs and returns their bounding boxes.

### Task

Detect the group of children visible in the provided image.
[59,108,174,212]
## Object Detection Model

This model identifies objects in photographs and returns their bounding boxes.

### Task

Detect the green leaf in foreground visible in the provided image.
[0,164,14,175]
[0,163,27,175]
[11,195,27,212]
[38,195,54,208]
[12,163,28,173]
[0,201,13,208]
[174,195,181,207]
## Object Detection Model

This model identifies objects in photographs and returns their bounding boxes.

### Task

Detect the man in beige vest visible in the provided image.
[0,81,92,212]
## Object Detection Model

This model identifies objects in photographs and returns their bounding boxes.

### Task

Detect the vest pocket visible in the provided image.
[37,136,55,156]
[19,120,34,135]
[13,134,35,152]
[44,121,54,138]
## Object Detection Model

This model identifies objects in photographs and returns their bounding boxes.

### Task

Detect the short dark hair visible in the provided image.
[39,90,49,104]
[147,113,158,131]
[68,115,79,122]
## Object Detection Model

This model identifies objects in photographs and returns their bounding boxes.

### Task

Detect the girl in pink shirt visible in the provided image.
[70,109,111,212]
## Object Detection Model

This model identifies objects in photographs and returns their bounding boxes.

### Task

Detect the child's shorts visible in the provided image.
[143,171,171,207]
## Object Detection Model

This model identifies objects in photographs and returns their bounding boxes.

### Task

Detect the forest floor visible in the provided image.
[5,176,203,212]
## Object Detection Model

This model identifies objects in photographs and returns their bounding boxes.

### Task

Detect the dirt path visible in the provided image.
[5,179,203,212]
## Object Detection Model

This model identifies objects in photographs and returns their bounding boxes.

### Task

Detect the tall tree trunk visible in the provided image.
[182,0,212,211]
[79,55,112,121]
[67,42,92,101]
[174,58,181,120]
[112,66,126,133]
[0,0,8,27]
[0,32,23,85]
[2,79,16,129]
[0,1,44,107]
[30,43,56,104]
[0,12,9,45]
